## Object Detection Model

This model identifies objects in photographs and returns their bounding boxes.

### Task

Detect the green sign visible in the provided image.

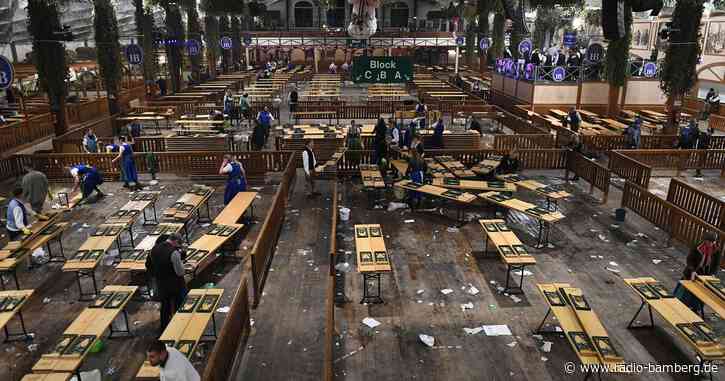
[352,57,413,83]
[348,39,367,48]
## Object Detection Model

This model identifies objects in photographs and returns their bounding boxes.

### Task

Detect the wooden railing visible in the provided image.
[494,134,555,150]
[0,113,56,157]
[608,151,652,188]
[66,98,110,125]
[666,178,725,230]
[201,279,251,381]
[323,182,338,381]
[622,181,725,248]
[249,153,297,306]
[11,151,294,181]
[565,151,611,203]
[54,134,167,153]
[581,135,679,153]
[51,115,119,153]
[498,110,549,134]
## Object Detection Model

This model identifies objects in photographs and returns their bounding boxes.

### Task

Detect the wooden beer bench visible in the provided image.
[21,373,72,381]
[497,174,571,210]
[424,158,456,179]
[162,185,215,242]
[62,223,133,300]
[31,286,137,378]
[478,191,565,248]
[681,275,725,318]
[354,224,391,304]
[0,215,69,289]
[479,220,535,293]
[624,277,724,376]
[0,289,35,341]
[183,223,244,279]
[394,180,477,223]
[135,288,223,379]
[535,283,625,380]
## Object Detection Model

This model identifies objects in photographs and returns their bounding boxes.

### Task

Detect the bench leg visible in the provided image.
[533,307,552,334]
[626,300,654,329]
[3,310,32,342]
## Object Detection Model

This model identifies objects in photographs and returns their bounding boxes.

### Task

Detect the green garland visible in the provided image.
[491,11,505,61]
[231,16,242,69]
[187,4,203,81]
[93,0,122,114]
[605,7,631,87]
[219,15,230,72]
[141,7,158,82]
[27,0,68,135]
[660,0,704,98]
[204,15,220,77]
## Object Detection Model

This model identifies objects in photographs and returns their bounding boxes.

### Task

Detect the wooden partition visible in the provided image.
[0,113,55,156]
[498,110,549,134]
[622,181,725,248]
[54,135,167,153]
[582,135,679,153]
[249,154,296,306]
[323,182,338,381]
[202,279,251,381]
[66,98,110,125]
[493,134,555,150]
[608,151,652,188]
[667,178,725,230]
[613,149,725,174]
[565,151,611,203]
[12,150,293,181]
[51,115,119,152]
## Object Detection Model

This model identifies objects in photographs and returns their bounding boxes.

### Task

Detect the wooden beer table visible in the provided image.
[21,373,72,381]
[354,224,391,304]
[680,275,725,319]
[431,177,515,192]
[32,286,137,378]
[136,288,223,379]
[497,174,571,210]
[435,156,477,178]
[184,223,244,279]
[62,223,132,300]
[0,289,34,341]
[214,192,258,225]
[624,277,724,375]
[115,223,185,273]
[0,215,68,289]
[535,283,625,380]
[106,191,159,227]
[395,180,477,223]
[424,158,456,179]
[470,155,503,176]
[163,185,215,242]
[360,164,385,209]
[116,115,166,134]
[478,191,565,248]
[479,220,535,293]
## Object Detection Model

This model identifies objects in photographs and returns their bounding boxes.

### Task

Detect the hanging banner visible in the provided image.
[643,62,658,78]
[479,37,490,50]
[187,39,201,56]
[563,31,577,47]
[552,66,567,82]
[125,44,143,65]
[220,37,233,50]
[0,56,13,90]
[243,34,252,46]
[586,43,604,63]
[518,39,532,56]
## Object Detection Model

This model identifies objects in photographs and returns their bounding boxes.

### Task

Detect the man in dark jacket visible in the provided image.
[146,234,187,332]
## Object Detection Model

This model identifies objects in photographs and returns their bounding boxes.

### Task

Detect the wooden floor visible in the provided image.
[0,175,275,380]
[235,169,724,381]
[236,171,333,380]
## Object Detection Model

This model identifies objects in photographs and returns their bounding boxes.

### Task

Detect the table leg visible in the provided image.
[626,300,654,329]
[360,273,384,304]
[533,307,552,334]
[503,264,526,294]
[143,202,159,226]
[47,233,67,263]
[3,310,32,342]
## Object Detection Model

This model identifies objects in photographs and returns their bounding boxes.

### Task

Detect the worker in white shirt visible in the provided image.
[390,120,400,147]
[302,140,320,197]
[147,340,200,381]
[6,187,32,241]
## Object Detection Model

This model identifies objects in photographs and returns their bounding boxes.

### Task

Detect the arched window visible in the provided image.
[295,1,314,28]
[390,2,409,28]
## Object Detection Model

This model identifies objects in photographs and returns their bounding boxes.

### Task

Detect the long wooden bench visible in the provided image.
[680,275,725,319]
[214,192,258,225]
[432,178,515,192]
[0,289,35,341]
[183,223,244,279]
[354,224,391,304]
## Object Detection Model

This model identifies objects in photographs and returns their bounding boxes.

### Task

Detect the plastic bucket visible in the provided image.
[615,208,626,222]
[339,207,350,221]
